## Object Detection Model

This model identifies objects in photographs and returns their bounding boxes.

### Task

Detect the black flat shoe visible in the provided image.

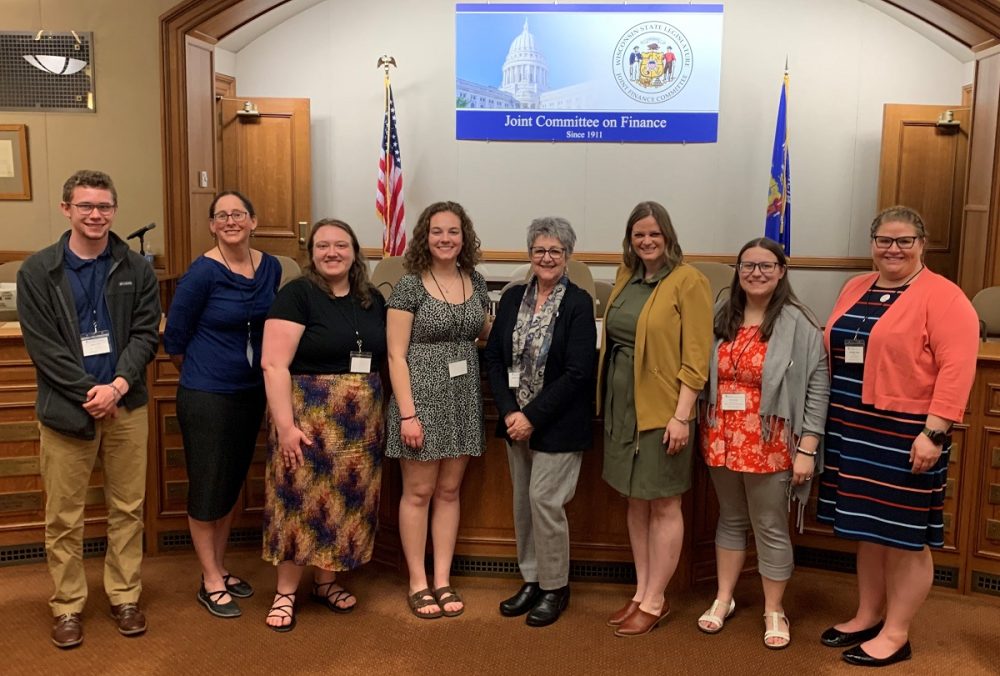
[525,586,569,627]
[223,573,254,599]
[499,582,541,617]
[821,620,885,647]
[197,584,241,618]
[842,641,911,667]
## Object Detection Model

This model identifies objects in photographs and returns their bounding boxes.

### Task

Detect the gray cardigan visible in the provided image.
[703,302,830,520]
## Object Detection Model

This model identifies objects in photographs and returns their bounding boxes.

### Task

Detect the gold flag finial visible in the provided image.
[376,55,397,75]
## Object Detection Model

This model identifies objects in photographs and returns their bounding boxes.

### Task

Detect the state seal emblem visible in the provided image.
[614,23,693,104]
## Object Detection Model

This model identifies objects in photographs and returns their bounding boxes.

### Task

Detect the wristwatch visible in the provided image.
[921,427,950,446]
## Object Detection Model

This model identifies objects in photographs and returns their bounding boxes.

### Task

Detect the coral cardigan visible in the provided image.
[824,269,979,423]
[596,262,713,431]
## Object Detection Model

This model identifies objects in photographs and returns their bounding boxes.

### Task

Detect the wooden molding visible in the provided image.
[362,247,873,271]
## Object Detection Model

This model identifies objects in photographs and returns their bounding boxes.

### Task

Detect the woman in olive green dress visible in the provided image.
[597,201,713,637]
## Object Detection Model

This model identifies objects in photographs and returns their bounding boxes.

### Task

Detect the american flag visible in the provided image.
[377,84,406,256]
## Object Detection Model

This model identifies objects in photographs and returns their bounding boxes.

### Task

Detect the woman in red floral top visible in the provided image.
[697,238,829,650]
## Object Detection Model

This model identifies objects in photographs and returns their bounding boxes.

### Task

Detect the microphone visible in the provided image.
[127,222,157,240]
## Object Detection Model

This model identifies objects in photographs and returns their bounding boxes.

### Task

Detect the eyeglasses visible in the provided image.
[530,247,565,260]
[212,210,249,224]
[872,235,920,249]
[70,203,117,216]
[738,261,781,275]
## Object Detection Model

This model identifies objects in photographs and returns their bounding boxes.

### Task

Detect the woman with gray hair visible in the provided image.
[484,217,596,627]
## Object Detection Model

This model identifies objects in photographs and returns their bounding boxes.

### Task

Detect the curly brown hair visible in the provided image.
[403,201,482,274]
[303,219,376,309]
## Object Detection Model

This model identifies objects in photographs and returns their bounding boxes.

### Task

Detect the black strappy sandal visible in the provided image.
[312,580,356,614]
[266,592,297,633]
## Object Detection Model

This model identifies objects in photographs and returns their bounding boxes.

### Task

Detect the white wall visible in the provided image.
[226,0,969,318]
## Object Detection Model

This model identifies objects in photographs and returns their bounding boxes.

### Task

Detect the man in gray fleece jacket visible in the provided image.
[16,170,160,649]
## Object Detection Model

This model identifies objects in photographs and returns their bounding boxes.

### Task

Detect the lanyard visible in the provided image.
[74,263,104,334]
[331,292,363,352]
[726,324,760,381]
[852,265,923,340]
[217,247,257,352]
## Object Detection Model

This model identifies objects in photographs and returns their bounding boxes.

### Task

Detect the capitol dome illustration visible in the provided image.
[457,18,591,111]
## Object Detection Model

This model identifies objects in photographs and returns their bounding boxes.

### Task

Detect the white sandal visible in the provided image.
[763,611,790,649]
[697,598,735,634]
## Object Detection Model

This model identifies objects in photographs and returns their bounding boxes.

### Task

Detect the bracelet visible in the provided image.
[795,447,817,457]
[108,383,123,401]
[400,415,417,422]
[671,415,690,425]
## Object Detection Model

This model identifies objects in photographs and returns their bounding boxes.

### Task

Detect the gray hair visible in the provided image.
[527,216,576,256]
[870,205,926,238]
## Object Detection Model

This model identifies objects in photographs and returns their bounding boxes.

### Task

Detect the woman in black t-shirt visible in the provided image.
[260,219,387,632]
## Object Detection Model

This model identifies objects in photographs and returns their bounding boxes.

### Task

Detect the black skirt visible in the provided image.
[177,385,265,521]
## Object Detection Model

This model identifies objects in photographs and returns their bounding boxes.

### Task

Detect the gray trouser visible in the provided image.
[709,466,793,581]
[506,442,583,589]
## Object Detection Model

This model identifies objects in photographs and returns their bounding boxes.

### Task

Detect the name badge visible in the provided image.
[721,392,746,411]
[844,339,865,364]
[350,351,373,374]
[448,359,468,378]
[508,368,520,389]
[81,331,111,357]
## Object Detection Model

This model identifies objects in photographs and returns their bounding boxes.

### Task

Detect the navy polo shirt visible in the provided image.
[63,243,116,383]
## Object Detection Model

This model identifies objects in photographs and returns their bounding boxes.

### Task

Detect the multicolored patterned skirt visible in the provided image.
[263,372,383,570]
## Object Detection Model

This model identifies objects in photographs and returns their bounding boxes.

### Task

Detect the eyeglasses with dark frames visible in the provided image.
[737,261,781,275]
[530,247,566,260]
[872,235,920,249]
[212,210,250,224]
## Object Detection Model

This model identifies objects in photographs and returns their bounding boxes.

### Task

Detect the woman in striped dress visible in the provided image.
[816,206,978,668]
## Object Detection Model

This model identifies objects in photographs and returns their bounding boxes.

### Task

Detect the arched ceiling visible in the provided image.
[210,1,1000,59]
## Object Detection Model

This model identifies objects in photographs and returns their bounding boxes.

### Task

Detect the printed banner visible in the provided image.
[455,3,724,143]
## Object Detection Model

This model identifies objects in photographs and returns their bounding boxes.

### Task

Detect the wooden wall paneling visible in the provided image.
[185,35,219,266]
[214,74,236,191]
[961,55,1000,294]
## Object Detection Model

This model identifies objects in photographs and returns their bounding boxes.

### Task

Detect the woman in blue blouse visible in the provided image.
[164,191,281,619]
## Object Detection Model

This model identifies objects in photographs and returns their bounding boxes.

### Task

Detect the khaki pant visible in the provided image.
[39,406,148,616]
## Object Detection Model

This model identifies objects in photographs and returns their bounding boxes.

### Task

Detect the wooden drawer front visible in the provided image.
[941,425,966,551]
[155,398,188,517]
[976,427,1000,559]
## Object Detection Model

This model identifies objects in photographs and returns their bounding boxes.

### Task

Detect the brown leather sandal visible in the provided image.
[407,588,443,619]
[433,586,465,617]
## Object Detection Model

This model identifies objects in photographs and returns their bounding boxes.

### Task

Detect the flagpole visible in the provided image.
[378,54,396,256]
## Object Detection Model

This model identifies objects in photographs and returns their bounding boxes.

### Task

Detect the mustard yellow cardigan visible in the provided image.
[596,262,713,432]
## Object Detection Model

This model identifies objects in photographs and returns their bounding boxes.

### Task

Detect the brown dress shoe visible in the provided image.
[51,612,83,649]
[607,599,641,626]
[614,605,670,637]
[110,603,147,636]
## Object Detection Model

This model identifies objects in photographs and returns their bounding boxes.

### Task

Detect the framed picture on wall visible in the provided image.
[0,124,31,200]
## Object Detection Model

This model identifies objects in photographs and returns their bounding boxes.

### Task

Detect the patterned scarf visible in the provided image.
[511,275,568,408]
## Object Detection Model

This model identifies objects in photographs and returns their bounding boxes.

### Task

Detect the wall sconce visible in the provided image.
[22,30,88,75]
[236,101,260,118]
[936,109,960,132]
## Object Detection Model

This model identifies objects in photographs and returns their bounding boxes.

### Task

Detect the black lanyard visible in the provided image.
[331,292,363,352]
[726,324,760,381]
[852,265,923,340]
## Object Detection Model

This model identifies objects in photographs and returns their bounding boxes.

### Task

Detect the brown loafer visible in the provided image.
[607,599,641,626]
[51,612,83,649]
[614,605,670,637]
[110,602,147,636]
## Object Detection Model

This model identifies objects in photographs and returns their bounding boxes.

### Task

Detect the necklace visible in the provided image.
[216,245,257,280]
[216,244,258,366]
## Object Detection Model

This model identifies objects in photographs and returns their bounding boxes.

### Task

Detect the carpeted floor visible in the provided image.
[0,549,996,675]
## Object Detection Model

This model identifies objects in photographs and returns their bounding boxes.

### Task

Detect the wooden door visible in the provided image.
[220,97,311,263]
[878,104,970,282]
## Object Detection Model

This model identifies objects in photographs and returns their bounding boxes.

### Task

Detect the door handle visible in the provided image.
[298,221,308,249]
